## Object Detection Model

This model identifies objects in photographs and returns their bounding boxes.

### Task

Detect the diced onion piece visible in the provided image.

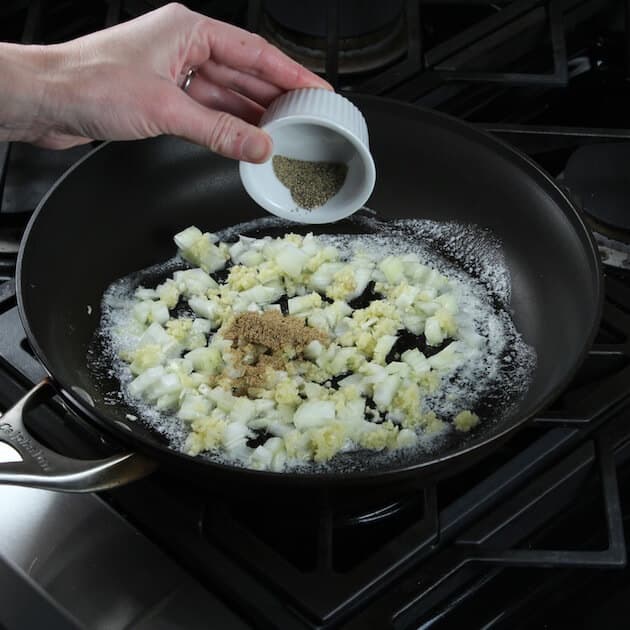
[178,394,213,422]
[293,400,336,429]
[174,226,203,251]
[250,445,273,469]
[132,299,169,326]
[329,347,358,374]
[372,334,397,365]
[135,287,157,300]
[129,344,163,375]
[271,450,287,472]
[338,398,366,424]
[233,285,284,312]
[138,323,182,359]
[379,256,405,284]
[347,267,372,300]
[133,301,152,324]
[156,391,180,411]
[146,372,181,401]
[373,374,400,409]
[337,373,369,395]
[188,296,221,324]
[264,437,284,455]
[403,313,425,335]
[228,240,246,261]
[401,348,430,374]
[166,357,193,375]
[436,292,458,313]
[385,361,410,378]
[178,231,226,273]
[424,316,446,346]
[268,421,292,438]
[418,288,438,302]
[304,340,324,360]
[223,422,251,452]
[156,280,180,309]
[254,399,276,415]
[428,342,460,371]
[394,285,420,310]
[184,347,222,374]
[276,244,309,278]
[301,233,320,256]
[173,268,217,296]
[229,397,257,424]
[204,387,237,413]
[151,301,170,325]
[323,301,352,328]
[288,292,322,315]
[310,263,344,292]
[360,362,387,384]
[191,318,212,334]
[239,250,264,267]
[307,310,330,333]
[128,366,166,398]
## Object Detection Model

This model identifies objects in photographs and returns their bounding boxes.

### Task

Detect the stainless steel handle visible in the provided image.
[0,378,156,492]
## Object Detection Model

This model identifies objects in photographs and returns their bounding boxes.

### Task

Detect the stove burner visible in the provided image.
[259,10,407,75]
[199,486,427,578]
[564,143,630,233]
[559,143,630,268]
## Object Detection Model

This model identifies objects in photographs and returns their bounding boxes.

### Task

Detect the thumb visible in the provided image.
[159,87,272,162]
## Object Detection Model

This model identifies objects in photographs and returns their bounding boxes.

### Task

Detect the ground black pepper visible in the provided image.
[272,155,348,210]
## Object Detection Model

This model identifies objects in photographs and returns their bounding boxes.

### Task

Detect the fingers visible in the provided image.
[186,73,264,125]
[160,86,272,162]
[197,60,283,107]
[191,17,332,93]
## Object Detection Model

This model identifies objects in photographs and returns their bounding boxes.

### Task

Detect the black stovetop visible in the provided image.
[3,2,630,629]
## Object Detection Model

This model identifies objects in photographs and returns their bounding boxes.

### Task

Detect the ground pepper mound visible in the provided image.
[272,155,348,209]
[223,310,328,391]
[225,310,326,350]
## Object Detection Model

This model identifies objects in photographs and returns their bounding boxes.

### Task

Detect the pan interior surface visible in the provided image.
[17,97,601,481]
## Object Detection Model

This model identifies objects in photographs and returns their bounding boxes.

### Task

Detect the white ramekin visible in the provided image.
[239,88,376,224]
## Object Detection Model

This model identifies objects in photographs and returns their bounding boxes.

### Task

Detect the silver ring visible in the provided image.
[182,68,196,93]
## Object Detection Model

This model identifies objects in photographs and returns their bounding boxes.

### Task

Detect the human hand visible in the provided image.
[0,3,330,161]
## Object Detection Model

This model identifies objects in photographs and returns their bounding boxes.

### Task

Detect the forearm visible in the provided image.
[0,4,329,158]
[0,43,56,143]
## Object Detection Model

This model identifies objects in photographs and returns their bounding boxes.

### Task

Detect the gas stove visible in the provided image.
[2,2,630,629]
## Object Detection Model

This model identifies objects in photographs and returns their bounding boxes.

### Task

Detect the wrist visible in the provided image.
[0,42,63,143]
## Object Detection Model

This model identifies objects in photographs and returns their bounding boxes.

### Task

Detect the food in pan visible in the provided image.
[98,216,535,471]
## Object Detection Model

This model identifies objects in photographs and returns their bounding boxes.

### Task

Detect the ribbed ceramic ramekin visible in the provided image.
[239,88,376,224]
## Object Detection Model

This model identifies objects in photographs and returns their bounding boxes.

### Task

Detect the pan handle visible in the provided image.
[0,378,157,492]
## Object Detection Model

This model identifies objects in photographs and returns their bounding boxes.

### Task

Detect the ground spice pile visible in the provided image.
[272,155,348,210]
[223,310,327,391]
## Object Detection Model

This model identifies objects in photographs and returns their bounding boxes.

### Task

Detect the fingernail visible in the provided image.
[242,133,271,163]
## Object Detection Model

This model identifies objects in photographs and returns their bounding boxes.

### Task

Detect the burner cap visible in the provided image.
[564,143,630,232]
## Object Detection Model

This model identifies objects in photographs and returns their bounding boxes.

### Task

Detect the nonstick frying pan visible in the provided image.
[0,95,602,493]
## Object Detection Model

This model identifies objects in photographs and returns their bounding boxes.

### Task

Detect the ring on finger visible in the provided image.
[181,67,197,93]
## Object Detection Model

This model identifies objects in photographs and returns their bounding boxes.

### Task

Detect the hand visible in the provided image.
[0,3,331,161]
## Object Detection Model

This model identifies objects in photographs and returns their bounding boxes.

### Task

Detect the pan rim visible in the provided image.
[16,95,604,484]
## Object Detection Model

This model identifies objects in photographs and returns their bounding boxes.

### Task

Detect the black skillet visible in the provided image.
[0,95,602,494]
